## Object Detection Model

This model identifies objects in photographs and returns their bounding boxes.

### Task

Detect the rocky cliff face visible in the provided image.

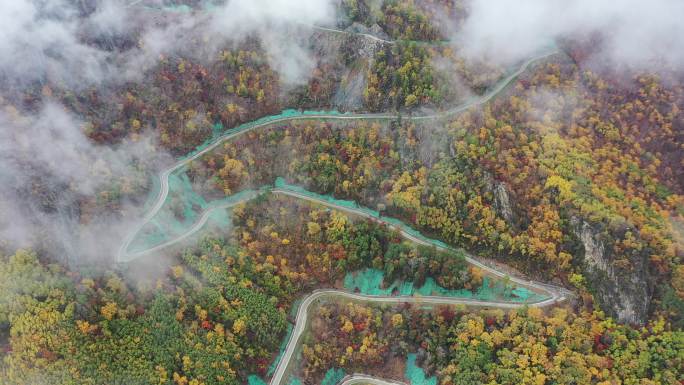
[483,173,516,225]
[493,182,515,224]
[572,218,651,325]
[481,174,649,324]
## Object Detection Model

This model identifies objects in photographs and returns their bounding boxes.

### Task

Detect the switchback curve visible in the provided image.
[116,49,569,385]
[117,49,558,263]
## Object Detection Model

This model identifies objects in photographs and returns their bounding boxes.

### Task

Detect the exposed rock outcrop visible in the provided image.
[572,218,651,325]
[483,173,517,225]
[331,24,387,110]
[332,67,368,111]
[346,22,391,43]
[493,182,515,224]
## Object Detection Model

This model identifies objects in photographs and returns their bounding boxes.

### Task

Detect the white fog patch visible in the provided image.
[86,0,130,36]
[0,0,112,86]
[0,0,342,264]
[0,102,153,195]
[211,0,337,85]
[457,0,684,69]
[0,102,169,263]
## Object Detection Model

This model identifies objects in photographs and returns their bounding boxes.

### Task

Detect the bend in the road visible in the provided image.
[118,49,558,263]
[115,49,569,385]
[269,287,566,385]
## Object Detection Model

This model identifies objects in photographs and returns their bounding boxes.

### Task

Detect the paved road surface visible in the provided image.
[117,50,557,263]
[114,47,568,385]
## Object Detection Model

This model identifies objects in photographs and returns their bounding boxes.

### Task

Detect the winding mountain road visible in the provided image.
[117,49,569,385]
[117,49,557,263]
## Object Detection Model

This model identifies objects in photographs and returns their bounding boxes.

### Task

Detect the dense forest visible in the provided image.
[301,301,682,385]
[1,244,681,385]
[186,57,683,325]
[0,195,482,384]
[0,0,683,384]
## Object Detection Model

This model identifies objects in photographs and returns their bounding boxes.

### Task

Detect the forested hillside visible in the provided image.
[0,0,682,384]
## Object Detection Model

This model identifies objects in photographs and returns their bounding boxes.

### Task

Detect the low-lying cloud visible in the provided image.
[457,0,684,70]
[211,0,336,85]
[0,0,338,263]
[0,102,167,264]
[0,0,337,87]
[0,0,111,87]
[2,0,682,266]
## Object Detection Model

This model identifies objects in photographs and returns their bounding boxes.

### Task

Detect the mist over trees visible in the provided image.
[0,1,683,385]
